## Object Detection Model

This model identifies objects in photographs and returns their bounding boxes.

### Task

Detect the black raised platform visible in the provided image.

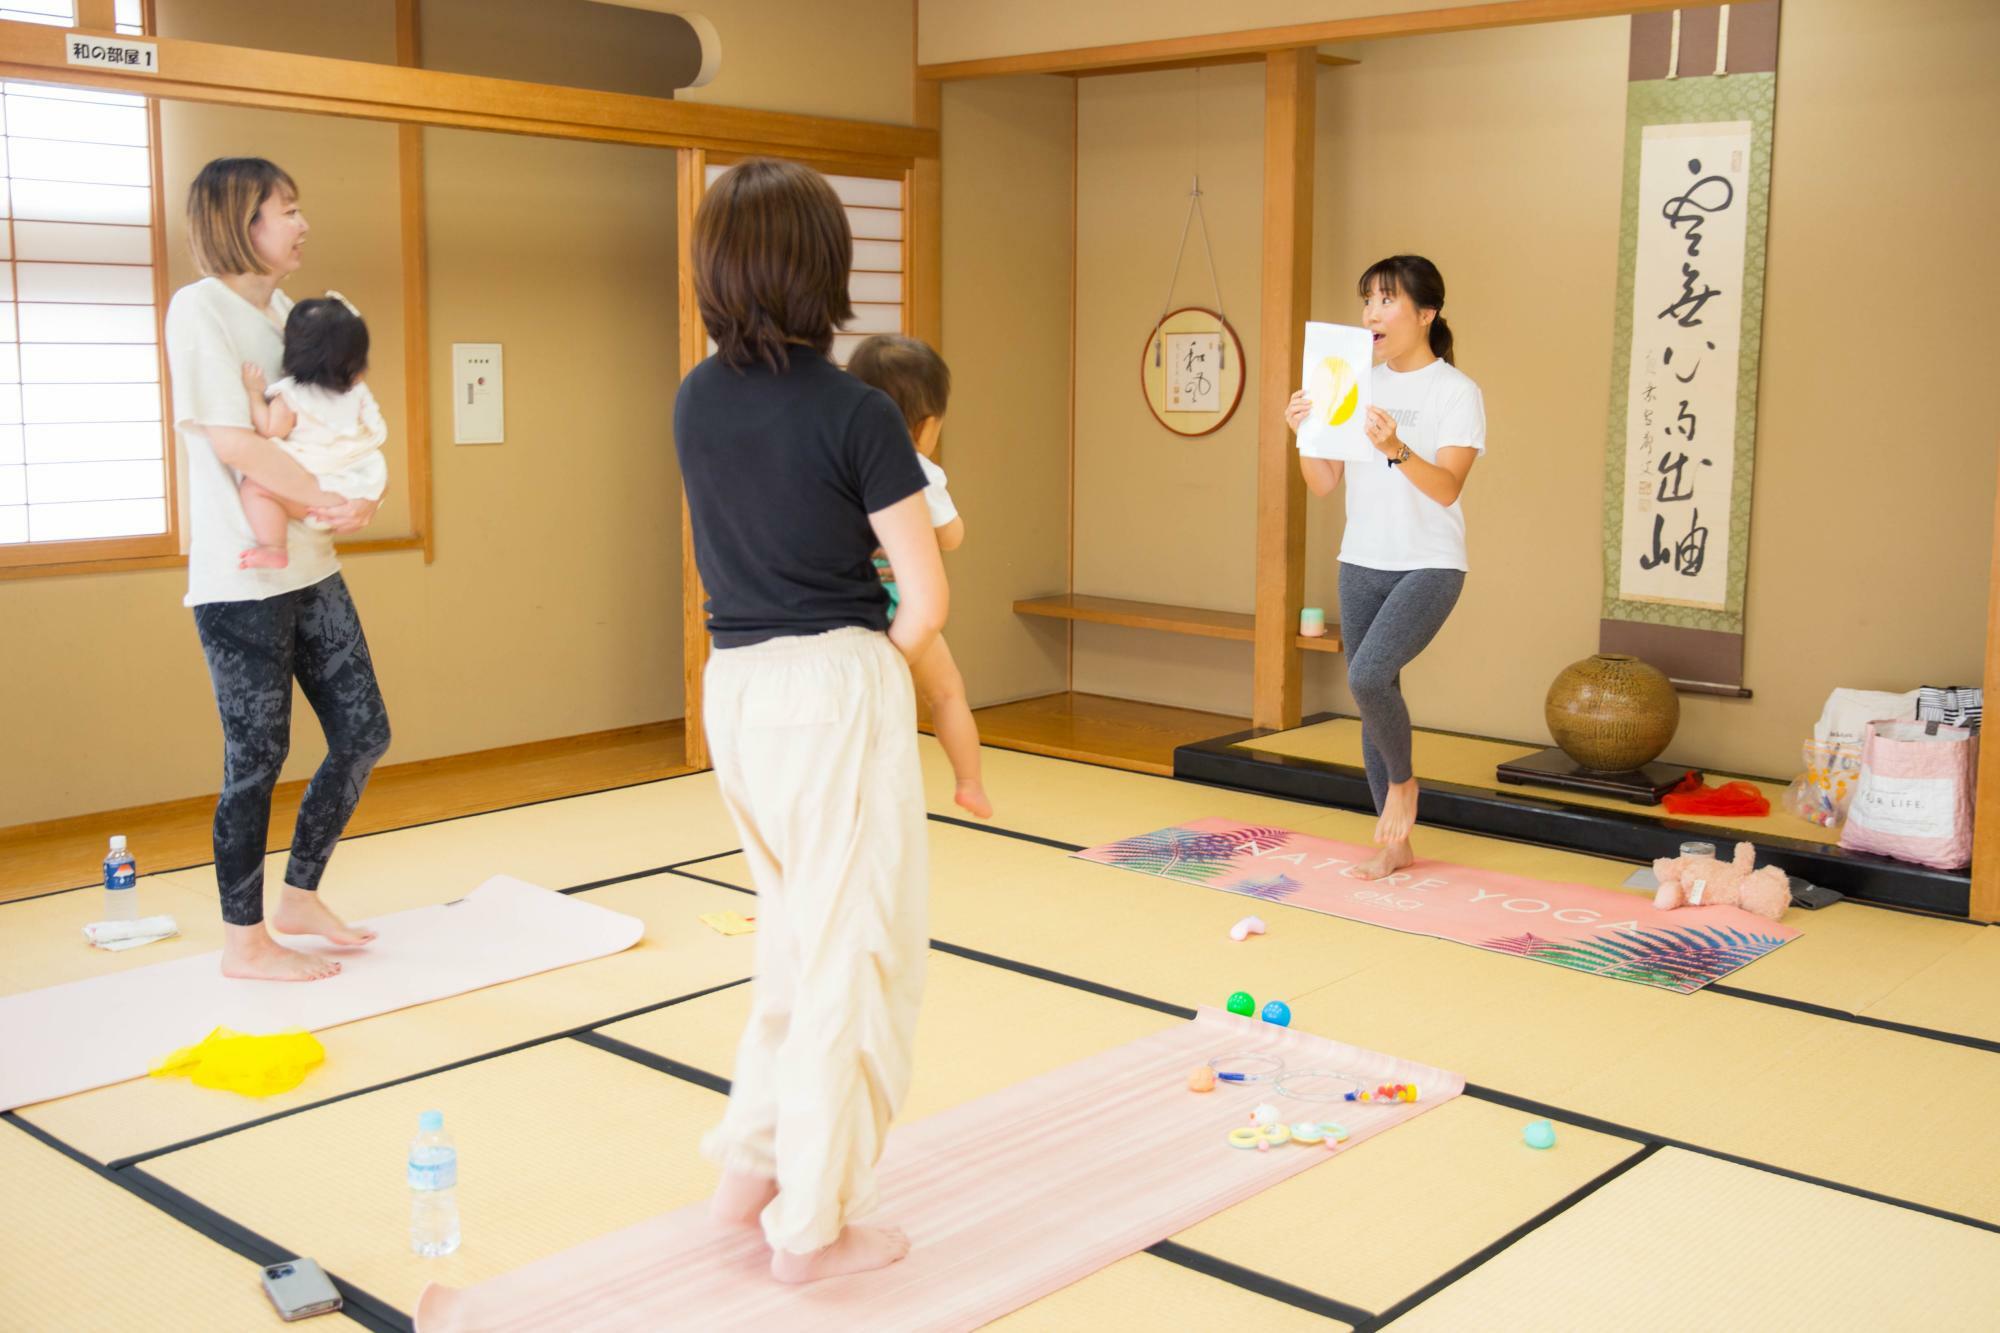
[1494,746,1693,805]
[1173,714,1972,918]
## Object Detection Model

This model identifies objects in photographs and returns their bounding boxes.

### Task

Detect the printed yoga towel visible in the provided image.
[417,1008,1461,1332]
[1077,820,1798,993]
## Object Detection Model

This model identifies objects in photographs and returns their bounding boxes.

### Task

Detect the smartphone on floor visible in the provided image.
[262,1258,343,1321]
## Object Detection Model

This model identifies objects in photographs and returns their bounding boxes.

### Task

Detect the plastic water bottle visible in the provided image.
[102,835,138,922]
[408,1110,460,1256]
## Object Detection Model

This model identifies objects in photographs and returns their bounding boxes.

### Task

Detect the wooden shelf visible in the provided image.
[1015,593,1341,652]
[957,691,1248,777]
[1015,593,1252,641]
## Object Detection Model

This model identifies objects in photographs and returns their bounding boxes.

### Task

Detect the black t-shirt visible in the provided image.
[674,348,927,649]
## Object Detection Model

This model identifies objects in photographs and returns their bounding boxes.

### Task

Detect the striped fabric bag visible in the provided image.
[1918,686,1982,733]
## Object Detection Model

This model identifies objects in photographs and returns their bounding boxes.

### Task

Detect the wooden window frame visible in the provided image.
[0,0,431,579]
[0,0,183,575]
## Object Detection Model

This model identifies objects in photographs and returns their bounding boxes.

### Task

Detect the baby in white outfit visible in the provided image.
[237,293,389,569]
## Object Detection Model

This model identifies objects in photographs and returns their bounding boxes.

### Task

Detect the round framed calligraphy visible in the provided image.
[1139,306,1245,438]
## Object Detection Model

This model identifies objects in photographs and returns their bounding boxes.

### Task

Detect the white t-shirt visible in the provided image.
[1338,358,1486,572]
[164,278,338,606]
[918,453,957,528]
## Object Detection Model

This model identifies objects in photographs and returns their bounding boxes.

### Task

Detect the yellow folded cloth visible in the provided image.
[150,1027,326,1097]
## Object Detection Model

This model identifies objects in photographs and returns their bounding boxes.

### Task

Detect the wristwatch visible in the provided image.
[1388,442,1412,466]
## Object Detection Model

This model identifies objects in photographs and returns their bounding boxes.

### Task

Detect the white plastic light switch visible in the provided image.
[452,343,504,444]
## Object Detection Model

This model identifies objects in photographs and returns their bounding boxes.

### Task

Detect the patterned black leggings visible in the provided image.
[193,573,391,926]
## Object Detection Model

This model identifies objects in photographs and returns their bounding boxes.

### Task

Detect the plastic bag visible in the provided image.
[1838,721,1978,870]
[1783,738,1863,829]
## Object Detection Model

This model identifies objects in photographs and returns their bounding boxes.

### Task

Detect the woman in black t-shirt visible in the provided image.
[673,158,943,1285]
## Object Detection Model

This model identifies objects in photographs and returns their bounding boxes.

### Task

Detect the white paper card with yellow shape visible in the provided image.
[1297,322,1376,462]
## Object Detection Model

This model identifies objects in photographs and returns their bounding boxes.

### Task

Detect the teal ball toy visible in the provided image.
[1226,991,1256,1017]
[1260,1000,1291,1027]
[1523,1119,1557,1150]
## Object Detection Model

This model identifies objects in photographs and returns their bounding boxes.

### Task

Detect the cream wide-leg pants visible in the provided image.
[697,627,930,1254]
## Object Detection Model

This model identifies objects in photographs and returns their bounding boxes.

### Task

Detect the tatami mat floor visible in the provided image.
[3,740,1994,1330]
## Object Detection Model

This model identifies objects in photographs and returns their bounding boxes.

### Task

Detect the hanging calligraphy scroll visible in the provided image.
[1599,2,1781,695]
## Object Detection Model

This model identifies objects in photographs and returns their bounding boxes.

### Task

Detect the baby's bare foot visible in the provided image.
[270,888,377,946]
[708,1169,778,1227]
[954,781,993,820]
[239,545,289,570]
[771,1226,910,1285]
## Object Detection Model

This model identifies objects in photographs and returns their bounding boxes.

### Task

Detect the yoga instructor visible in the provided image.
[1286,255,1486,880]
[165,157,390,981]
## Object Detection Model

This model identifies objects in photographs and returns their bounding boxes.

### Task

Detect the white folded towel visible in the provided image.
[83,916,180,950]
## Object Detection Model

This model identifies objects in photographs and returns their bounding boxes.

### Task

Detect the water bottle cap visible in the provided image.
[419,1110,443,1132]
[109,835,127,851]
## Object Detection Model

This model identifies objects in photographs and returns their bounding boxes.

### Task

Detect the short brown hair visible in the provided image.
[847,335,951,431]
[693,158,853,371]
[186,157,297,277]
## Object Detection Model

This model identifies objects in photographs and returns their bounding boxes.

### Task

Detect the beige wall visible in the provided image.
[918,0,1433,66]
[1068,0,1999,775]
[3,6,685,826]
[1070,63,1267,714]
[617,0,917,125]
[938,76,1075,707]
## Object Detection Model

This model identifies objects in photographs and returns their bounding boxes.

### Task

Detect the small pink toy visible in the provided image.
[1229,916,1267,942]
[1651,841,1790,921]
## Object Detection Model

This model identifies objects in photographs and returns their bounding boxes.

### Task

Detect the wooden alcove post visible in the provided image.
[1973,473,2000,921]
[1251,49,1315,733]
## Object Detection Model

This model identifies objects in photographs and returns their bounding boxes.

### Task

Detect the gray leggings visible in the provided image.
[1339,563,1464,812]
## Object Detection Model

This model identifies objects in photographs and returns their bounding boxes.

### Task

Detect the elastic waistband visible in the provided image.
[710,626,888,661]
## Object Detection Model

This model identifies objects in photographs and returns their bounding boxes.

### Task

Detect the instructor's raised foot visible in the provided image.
[771,1225,911,1285]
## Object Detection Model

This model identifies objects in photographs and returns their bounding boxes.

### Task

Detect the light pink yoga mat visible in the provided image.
[1077,819,1799,993]
[416,1009,1460,1332]
[0,876,643,1111]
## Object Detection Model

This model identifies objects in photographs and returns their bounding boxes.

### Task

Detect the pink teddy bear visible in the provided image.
[1651,841,1790,921]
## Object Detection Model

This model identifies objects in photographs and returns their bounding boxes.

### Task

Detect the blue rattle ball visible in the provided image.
[1226,991,1256,1017]
[1523,1119,1557,1150]
[1260,1000,1292,1027]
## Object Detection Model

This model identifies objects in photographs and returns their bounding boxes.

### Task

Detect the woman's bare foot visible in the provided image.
[770,1226,911,1285]
[270,886,377,946]
[220,924,341,982]
[1351,841,1415,881]
[239,545,289,570]
[1374,778,1420,846]
[708,1169,778,1227]
[954,780,993,820]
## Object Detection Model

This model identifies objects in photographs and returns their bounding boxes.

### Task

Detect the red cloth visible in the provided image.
[1664,773,1772,817]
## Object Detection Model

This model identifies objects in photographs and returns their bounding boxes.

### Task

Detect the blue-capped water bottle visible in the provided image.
[102,835,138,922]
[408,1109,460,1256]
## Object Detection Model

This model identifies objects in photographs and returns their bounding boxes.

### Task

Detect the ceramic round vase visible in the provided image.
[1544,653,1680,773]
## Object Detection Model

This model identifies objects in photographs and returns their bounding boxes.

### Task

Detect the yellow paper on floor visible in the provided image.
[698,911,756,936]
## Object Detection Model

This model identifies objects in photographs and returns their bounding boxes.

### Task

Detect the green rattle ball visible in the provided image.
[1226,991,1256,1017]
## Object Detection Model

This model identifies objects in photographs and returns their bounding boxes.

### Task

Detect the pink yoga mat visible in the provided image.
[1077,819,1799,993]
[416,1009,1461,1332]
[0,877,643,1111]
